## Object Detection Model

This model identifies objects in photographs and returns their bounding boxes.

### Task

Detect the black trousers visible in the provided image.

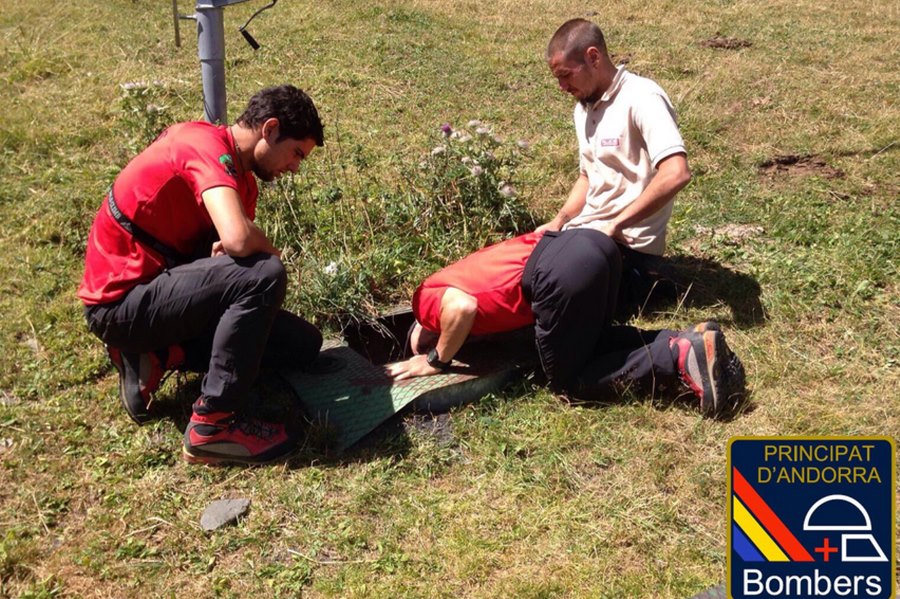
[522,229,678,398]
[84,253,322,413]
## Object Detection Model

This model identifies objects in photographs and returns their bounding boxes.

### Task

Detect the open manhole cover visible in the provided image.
[280,309,537,450]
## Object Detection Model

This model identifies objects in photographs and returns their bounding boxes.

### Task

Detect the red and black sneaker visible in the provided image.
[182,403,297,466]
[107,345,184,425]
[669,322,746,417]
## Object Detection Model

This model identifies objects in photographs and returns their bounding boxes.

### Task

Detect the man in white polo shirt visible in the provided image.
[527,18,743,411]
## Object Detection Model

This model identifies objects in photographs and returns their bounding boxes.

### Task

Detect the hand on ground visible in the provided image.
[386,354,441,381]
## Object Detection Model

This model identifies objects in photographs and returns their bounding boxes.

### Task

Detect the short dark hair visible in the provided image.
[237,84,324,146]
[547,19,607,62]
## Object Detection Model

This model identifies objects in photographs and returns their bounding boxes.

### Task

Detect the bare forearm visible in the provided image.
[539,173,589,232]
[386,288,477,380]
[434,288,478,364]
[238,222,281,257]
[203,186,281,257]
[610,155,691,232]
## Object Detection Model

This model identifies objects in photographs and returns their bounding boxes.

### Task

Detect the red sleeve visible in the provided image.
[176,137,242,200]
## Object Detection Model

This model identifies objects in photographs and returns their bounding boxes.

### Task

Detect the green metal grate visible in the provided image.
[280,332,537,450]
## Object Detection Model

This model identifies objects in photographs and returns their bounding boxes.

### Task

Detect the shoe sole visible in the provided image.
[699,330,726,416]
[181,445,296,466]
[693,320,720,334]
[695,321,749,416]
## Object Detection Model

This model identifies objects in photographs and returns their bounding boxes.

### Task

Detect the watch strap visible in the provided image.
[426,348,452,371]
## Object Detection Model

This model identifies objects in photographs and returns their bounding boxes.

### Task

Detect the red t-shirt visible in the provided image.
[78,122,258,305]
[412,231,543,336]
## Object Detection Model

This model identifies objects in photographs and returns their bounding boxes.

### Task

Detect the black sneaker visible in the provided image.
[669,322,746,416]
[107,345,183,425]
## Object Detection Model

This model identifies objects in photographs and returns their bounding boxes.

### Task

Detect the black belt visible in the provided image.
[107,187,189,268]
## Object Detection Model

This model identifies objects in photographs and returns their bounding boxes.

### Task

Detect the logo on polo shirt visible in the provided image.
[219,153,237,177]
[728,437,895,598]
[600,138,620,147]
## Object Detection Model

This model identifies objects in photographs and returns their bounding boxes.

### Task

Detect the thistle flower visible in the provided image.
[467,119,482,128]
[440,123,452,136]
[120,81,149,91]
[516,139,530,150]
[499,183,517,198]
[475,126,491,137]
[469,165,484,176]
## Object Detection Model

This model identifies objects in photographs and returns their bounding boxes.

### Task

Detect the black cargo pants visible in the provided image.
[84,253,322,414]
[522,229,679,398]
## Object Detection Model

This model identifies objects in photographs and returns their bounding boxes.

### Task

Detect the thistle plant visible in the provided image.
[411,120,535,253]
[261,119,537,330]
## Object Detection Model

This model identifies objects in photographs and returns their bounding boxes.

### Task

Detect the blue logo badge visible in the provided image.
[728,437,895,598]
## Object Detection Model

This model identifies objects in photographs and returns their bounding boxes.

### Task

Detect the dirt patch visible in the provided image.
[0,390,22,405]
[683,223,767,258]
[404,412,455,446]
[694,224,765,244]
[699,34,752,50]
[759,154,844,179]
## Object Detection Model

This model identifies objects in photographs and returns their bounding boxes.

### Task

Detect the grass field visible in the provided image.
[1,0,898,596]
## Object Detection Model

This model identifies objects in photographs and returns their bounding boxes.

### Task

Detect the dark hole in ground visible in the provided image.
[699,34,752,50]
[342,307,416,365]
[759,154,844,179]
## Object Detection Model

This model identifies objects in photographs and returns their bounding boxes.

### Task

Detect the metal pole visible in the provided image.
[172,0,182,47]
[195,3,226,123]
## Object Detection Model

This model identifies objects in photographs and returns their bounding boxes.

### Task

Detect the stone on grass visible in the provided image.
[200,498,251,532]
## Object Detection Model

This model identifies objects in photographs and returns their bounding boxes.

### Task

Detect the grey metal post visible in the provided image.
[195,2,227,124]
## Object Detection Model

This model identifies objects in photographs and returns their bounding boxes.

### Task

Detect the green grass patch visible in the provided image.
[0,0,897,596]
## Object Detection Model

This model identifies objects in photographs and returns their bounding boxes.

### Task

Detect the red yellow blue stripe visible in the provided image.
[732,466,814,562]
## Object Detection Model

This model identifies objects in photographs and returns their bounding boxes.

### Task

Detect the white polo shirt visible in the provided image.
[563,67,686,255]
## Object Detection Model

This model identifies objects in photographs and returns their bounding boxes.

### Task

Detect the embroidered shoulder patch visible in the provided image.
[219,153,237,176]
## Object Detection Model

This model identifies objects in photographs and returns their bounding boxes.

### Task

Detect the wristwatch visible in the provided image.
[426,348,452,372]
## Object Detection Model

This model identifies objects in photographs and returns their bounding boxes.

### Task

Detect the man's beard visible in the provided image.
[254,165,275,182]
[580,93,601,107]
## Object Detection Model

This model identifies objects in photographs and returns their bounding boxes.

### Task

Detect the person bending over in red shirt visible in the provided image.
[387,232,747,417]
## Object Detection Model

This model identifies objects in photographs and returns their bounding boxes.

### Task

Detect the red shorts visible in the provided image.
[412,232,543,336]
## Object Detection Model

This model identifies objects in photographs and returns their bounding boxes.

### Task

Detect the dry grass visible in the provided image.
[0,0,897,596]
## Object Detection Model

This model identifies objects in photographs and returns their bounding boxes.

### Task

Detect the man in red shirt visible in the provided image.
[80,84,324,465]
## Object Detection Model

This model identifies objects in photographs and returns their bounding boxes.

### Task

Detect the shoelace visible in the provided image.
[233,417,278,440]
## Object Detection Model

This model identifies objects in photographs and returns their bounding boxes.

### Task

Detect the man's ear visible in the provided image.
[261,117,280,142]
[585,46,602,67]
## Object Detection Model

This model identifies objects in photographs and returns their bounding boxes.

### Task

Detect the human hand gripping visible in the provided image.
[600,220,635,245]
[535,217,563,234]
[386,354,442,381]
